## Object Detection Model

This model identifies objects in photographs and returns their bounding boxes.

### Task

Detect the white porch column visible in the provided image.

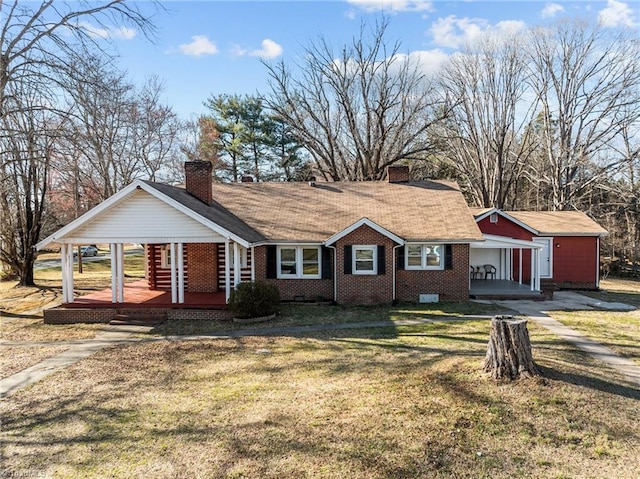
[61,244,71,303]
[535,249,541,291]
[530,248,535,291]
[518,248,523,285]
[233,242,241,286]
[170,242,177,304]
[110,243,118,303]
[177,242,185,304]
[224,240,231,302]
[116,243,124,303]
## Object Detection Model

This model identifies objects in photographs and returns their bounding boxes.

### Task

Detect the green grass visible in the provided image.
[549,310,640,366]
[2,318,639,479]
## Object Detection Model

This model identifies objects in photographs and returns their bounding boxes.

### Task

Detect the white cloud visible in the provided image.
[396,49,449,76]
[230,44,247,57]
[541,3,564,18]
[429,15,525,49]
[249,39,283,59]
[78,22,136,40]
[347,0,433,13]
[113,27,136,40]
[179,35,218,57]
[598,0,637,27]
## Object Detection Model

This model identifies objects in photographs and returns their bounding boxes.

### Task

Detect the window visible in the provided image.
[490,212,498,223]
[353,245,377,274]
[277,246,321,278]
[230,245,248,268]
[161,245,172,268]
[405,244,444,270]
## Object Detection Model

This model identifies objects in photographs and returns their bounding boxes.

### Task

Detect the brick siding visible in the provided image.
[253,245,334,302]
[334,225,395,305]
[187,243,218,292]
[396,244,470,302]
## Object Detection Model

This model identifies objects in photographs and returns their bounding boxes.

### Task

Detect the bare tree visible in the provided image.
[437,33,538,208]
[263,19,449,181]
[526,20,640,210]
[0,0,157,285]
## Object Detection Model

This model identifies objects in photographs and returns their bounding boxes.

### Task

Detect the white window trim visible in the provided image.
[230,244,248,268]
[405,244,445,270]
[277,245,321,279]
[353,245,377,275]
[160,245,171,269]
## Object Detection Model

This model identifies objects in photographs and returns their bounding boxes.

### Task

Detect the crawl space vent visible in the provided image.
[419,293,439,303]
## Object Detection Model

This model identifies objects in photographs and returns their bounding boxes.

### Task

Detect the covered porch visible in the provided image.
[36,180,253,314]
[469,279,543,299]
[65,280,227,309]
[470,234,544,297]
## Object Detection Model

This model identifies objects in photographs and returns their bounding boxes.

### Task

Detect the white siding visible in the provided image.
[64,189,225,244]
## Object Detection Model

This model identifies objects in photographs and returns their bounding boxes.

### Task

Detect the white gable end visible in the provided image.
[58,189,224,244]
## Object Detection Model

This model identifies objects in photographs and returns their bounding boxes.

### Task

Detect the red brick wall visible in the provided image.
[184,161,213,205]
[187,243,218,292]
[253,245,334,302]
[335,225,396,305]
[397,244,470,301]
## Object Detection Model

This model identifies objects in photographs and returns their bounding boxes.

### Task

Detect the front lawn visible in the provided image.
[2,319,638,478]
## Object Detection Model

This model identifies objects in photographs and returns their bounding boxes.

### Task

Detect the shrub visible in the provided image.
[228,281,281,319]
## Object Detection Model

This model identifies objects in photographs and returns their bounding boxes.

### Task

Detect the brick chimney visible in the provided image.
[184,161,213,205]
[387,164,410,183]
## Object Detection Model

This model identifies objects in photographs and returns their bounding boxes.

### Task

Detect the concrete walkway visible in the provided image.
[2,292,638,397]
[498,291,640,387]
[0,327,148,398]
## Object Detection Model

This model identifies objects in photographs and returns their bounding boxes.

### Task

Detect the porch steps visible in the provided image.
[109,308,167,326]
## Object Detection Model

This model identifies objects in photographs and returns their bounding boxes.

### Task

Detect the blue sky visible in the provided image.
[107,0,639,119]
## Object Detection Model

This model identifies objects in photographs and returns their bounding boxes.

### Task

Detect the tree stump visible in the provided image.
[483,315,540,380]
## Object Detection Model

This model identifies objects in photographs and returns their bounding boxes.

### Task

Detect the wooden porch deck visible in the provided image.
[66,280,227,309]
[470,279,543,300]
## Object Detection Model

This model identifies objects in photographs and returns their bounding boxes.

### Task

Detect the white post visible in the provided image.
[170,242,177,304]
[518,248,522,285]
[68,245,75,303]
[224,240,231,302]
[536,250,541,291]
[178,242,184,304]
[60,244,68,303]
[111,243,118,303]
[530,248,535,291]
[233,242,241,286]
[117,243,125,303]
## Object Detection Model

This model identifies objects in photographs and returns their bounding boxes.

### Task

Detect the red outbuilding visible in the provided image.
[471,208,608,290]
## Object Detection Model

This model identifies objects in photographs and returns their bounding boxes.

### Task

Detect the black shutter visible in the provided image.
[396,246,405,270]
[266,245,277,278]
[377,245,386,275]
[444,244,453,270]
[344,245,352,274]
[321,246,332,279]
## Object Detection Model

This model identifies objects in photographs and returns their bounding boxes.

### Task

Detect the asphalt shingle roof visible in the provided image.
[150,179,483,244]
[506,211,608,236]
